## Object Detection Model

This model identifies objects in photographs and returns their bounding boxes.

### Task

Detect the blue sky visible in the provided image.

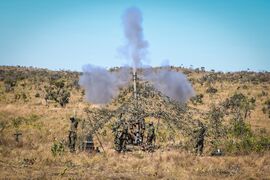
[0,0,269,72]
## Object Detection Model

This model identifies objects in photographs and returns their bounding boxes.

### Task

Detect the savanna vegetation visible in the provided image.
[0,65,270,179]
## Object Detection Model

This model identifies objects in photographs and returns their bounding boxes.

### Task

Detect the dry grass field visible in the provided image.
[0,66,270,179]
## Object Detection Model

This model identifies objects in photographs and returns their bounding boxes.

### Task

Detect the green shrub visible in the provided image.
[231,119,252,137]
[223,93,255,119]
[208,105,225,149]
[224,120,270,154]
[25,114,39,125]
[35,93,40,98]
[12,117,25,128]
[44,80,70,107]
[190,94,203,105]
[4,77,16,92]
[12,115,40,128]
[254,135,270,152]
[51,141,65,157]
[206,87,218,94]
[225,135,270,155]
[262,99,270,118]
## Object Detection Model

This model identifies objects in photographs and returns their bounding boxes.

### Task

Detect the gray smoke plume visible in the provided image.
[79,64,130,104]
[120,7,149,73]
[79,7,195,104]
[143,69,195,103]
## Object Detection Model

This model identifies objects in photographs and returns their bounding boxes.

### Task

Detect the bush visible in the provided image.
[190,94,203,105]
[44,79,70,107]
[14,92,29,102]
[35,93,40,98]
[262,99,270,118]
[208,105,226,149]
[58,89,70,107]
[206,87,218,94]
[224,119,270,154]
[225,134,270,155]
[12,117,24,128]
[4,77,16,92]
[231,118,252,137]
[12,115,40,128]
[51,141,65,157]
[223,93,256,119]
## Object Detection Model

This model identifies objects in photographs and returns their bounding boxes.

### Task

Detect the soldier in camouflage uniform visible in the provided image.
[113,114,123,151]
[113,113,128,153]
[194,120,206,156]
[146,122,155,147]
[130,109,145,145]
[68,116,78,152]
[121,121,128,152]
[137,115,145,145]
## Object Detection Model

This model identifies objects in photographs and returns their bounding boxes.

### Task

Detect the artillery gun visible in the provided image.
[83,69,199,151]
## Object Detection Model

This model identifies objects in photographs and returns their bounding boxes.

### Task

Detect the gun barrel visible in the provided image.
[133,71,137,101]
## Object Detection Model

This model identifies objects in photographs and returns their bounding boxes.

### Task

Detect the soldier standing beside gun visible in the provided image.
[146,122,156,151]
[68,116,78,152]
[194,120,206,156]
[121,121,128,152]
[113,114,123,152]
[113,113,128,153]
[132,110,145,145]
[138,115,145,144]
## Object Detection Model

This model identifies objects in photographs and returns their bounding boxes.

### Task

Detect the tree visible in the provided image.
[44,79,70,107]
[223,93,255,119]
[208,105,225,149]
[4,77,16,92]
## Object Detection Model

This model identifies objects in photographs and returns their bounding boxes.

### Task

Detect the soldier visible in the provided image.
[68,116,78,152]
[146,122,155,147]
[138,115,145,144]
[121,121,129,152]
[113,114,123,152]
[131,109,145,145]
[113,114,122,150]
[113,113,128,153]
[194,120,206,156]
[78,119,86,151]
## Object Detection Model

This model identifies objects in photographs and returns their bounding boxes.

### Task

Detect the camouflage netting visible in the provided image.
[84,80,201,138]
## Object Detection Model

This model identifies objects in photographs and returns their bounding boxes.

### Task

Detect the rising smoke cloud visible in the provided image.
[79,64,130,104]
[143,68,195,103]
[120,7,149,73]
[79,7,195,104]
